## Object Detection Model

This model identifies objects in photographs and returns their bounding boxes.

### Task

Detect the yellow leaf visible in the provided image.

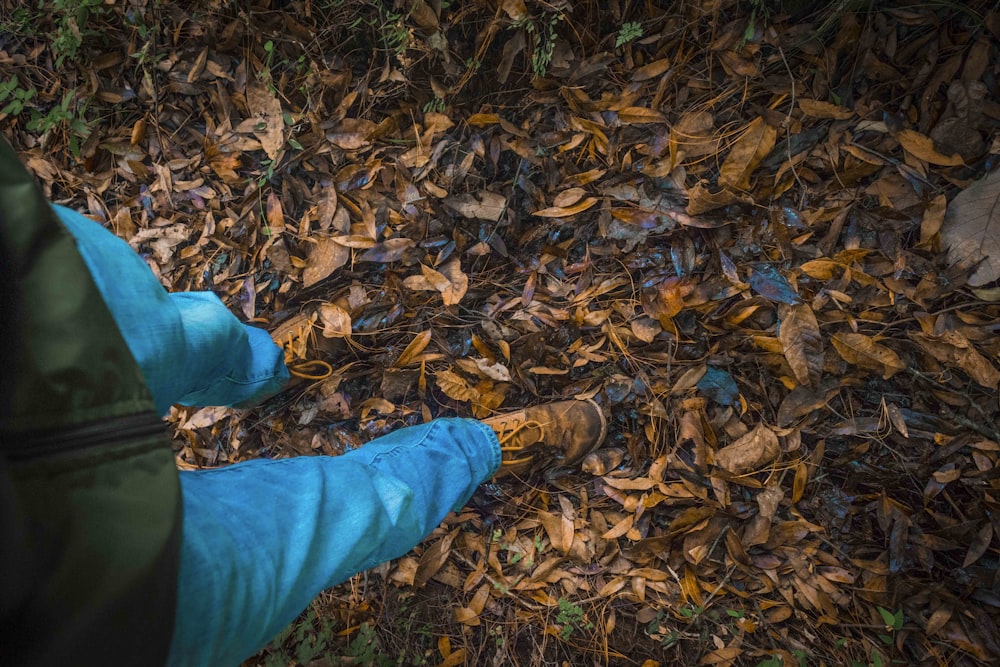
[797,98,854,119]
[618,107,667,124]
[394,330,433,367]
[533,196,599,218]
[435,369,479,402]
[897,129,964,166]
[601,514,634,540]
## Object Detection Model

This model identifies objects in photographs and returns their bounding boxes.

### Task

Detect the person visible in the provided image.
[0,135,607,666]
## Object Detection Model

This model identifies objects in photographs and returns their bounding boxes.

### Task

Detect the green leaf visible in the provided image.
[877,606,897,628]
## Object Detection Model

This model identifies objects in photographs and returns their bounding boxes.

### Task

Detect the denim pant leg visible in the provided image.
[54,205,288,415]
[167,419,501,667]
[56,205,501,665]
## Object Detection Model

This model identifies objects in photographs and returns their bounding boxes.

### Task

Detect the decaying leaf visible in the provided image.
[533,196,599,218]
[831,332,905,379]
[246,83,284,160]
[403,259,469,306]
[778,303,823,387]
[941,168,1000,286]
[303,236,351,287]
[715,423,780,474]
[896,129,964,166]
[443,191,507,220]
[910,330,1000,389]
[719,117,777,191]
[436,370,479,402]
[318,303,352,338]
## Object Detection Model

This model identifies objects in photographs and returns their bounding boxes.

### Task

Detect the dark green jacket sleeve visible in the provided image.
[0,135,181,666]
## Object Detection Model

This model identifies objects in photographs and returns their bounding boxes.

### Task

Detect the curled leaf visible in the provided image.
[715,423,780,474]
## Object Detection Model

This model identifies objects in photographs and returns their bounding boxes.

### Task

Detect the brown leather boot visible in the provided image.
[484,399,607,477]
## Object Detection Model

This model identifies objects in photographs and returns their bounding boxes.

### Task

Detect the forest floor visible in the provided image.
[2,0,1000,665]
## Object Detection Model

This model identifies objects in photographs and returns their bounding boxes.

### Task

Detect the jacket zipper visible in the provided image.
[4,411,166,461]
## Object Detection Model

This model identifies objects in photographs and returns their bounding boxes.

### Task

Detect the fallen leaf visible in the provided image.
[910,331,1000,389]
[715,423,780,474]
[414,529,458,588]
[719,117,777,191]
[941,168,1000,286]
[831,332,905,379]
[318,303,352,338]
[553,187,587,208]
[749,265,800,304]
[358,238,415,262]
[436,370,479,402]
[533,196,598,218]
[896,129,964,166]
[246,83,284,160]
[444,191,507,220]
[395,330,433,367]
[303,236,351,287]
[962,522,993,567]
[797,99,853,119]
[778,303,823,387]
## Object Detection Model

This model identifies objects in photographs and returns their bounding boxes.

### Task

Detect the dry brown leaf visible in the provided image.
[246,84,284,160]
[533,196,598,218]
[436,370,479,403]
[443,191,507,220]
[618,107,667,124]
[413,529,458,588]
[303,236,350,287]
[719,117,777,191]
[777,381,841,427]
[394,330,432,367]
[671,111,718,159]
[553,187,587,208]
[778,303,823,387]
[715,423,780,474]
[318,303,352,338]
[831,332,905,379]
[962,522,993,567]
[910,331,1000,389]
[630,317,662,343]
[896,129,964,166]
[437,258,468,306]
[182,405,231,430]
[631,58,670,82]
[699,647,742,665]
[797,99,853,119]
[920,194,948,245]
[925,607,953,636]
[941,168,1000,286]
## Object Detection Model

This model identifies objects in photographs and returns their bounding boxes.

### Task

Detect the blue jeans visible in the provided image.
[56,207,502,667]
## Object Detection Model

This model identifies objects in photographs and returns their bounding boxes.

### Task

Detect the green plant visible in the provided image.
[511,10,564,79]
[615,21,643,47]
[422,96,446,114]
[0,77,36,117]
[50,0,106,67]
[877,606,903,645]
[555,598,594,641]
[347,622,395,667]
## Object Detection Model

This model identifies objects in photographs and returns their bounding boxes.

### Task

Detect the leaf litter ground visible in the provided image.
[3,0,1000,664]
